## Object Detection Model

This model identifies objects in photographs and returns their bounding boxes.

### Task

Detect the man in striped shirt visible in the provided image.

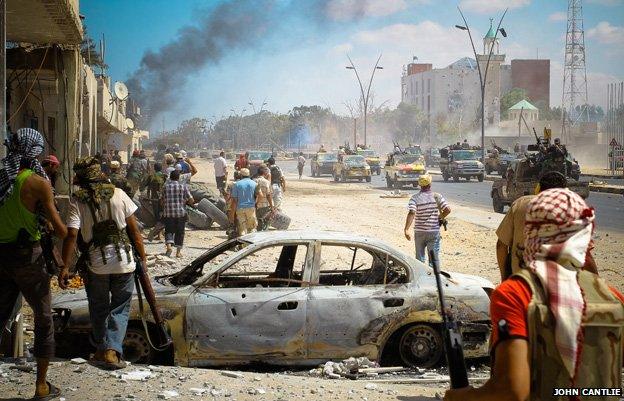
[403,174,451,267]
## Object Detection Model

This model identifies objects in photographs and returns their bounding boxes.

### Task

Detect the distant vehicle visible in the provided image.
[484,151,517,175]
[424,148,441,167]
[247,150,273,176]
[333,154,371,182]
[383,153,427,188]
[311,152,338,177]
[52,231,493,368]
[439,148,485,182]
[357,149,382,175]
[491,158,589,213]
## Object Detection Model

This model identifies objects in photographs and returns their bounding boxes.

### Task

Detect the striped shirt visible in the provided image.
[407,189,448,232]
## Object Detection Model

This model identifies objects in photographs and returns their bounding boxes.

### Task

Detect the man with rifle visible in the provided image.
[62,157,149,370]
[445,188,624,401]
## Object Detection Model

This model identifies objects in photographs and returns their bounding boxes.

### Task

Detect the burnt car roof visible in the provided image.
[240,230,384,245]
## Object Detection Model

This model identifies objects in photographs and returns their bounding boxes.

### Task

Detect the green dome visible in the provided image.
[485,19,496,39]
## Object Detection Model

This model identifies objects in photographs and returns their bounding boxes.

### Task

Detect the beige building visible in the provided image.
[508,99,539,123]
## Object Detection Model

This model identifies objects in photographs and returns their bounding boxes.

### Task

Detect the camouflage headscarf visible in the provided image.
[72,156,115,205]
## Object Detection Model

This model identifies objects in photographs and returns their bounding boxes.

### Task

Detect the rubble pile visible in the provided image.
[146,254,180,276]
[309,357,379,379]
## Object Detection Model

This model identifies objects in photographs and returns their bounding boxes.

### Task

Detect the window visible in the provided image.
[318,244,408,286]
[214,244,308,288]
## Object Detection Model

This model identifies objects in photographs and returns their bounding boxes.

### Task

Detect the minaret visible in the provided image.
[477,18,505,127]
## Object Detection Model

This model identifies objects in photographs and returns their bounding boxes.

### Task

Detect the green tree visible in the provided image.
[500,88,529,120]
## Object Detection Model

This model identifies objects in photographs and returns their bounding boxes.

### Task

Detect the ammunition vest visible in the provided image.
[513,269,624,401]
[84,200,133,266]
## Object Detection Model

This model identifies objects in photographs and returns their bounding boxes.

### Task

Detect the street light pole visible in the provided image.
[346,54,383,147]
[456,7,507,163]
[248,99,268,148]
[230,108,246,151]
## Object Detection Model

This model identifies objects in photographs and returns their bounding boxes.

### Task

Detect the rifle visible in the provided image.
[127,234,173,350]
[429,249,469,389]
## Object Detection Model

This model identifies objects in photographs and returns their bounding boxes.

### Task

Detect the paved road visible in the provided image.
[280,159,624,233]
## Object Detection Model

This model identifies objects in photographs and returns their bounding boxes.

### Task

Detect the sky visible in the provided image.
[81,0,624,131]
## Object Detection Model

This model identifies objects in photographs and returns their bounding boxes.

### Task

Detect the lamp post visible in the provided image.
[248,99,268,148]
[346,54,383,147]
[230,108,246,151]
[455,7,507,163]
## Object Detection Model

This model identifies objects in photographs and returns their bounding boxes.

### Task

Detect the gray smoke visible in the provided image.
[126,0,368,128]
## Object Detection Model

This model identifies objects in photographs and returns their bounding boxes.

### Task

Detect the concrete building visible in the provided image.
[511,59,550,108]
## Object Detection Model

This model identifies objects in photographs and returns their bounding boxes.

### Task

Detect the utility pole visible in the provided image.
[0,0,6,157]
[562,0,589,141]
[346,55,383,147]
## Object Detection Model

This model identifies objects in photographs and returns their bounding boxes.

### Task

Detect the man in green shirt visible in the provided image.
[0,128,67,400]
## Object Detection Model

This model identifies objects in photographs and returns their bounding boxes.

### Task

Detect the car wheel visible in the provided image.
[385,175,393,188]
[492,192,504,213]
[398,324,443,369]
[366,176,371,183]
[478,174,485,182]
[485,166,491,175]
[465,176,470,181]
[333,173,339,182]
[453,175,459,182]
[123,326,156,365]
[341,172,347,182]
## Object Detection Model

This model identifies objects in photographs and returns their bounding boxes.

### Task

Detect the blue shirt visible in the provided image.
[178,160,191,174]
[231,178,257,209]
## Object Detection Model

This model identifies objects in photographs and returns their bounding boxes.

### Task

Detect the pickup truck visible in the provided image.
[333,155,372,182]
[439,148,485,182]
[383,153,427,188]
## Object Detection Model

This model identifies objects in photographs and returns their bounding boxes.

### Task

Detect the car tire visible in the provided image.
[465,176,470,181]
[485,166,491,174]
[442,173,449,182]
[366,176,371,183]
[453,175,459,182]
[398,324,444,369]
[492,192,504,213]
[478,174,485,182]
[341,172,347,182]
[333,173,339,182]
[123,326,157,365]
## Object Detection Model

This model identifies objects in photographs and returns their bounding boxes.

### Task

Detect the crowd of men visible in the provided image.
[0,128,621,400]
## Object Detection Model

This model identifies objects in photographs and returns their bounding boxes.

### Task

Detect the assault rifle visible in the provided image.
[429,249,469,389]
[127,235,173,350]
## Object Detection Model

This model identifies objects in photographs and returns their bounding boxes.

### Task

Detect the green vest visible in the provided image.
[0,169,41,243]
[514,269,624,401]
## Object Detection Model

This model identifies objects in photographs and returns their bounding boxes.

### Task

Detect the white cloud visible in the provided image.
[324,0,408,21]
[459,0,531,14]
[548,11,567,22]
[587,0,622,5]
[330,42,353,55]
[587,21,624,44]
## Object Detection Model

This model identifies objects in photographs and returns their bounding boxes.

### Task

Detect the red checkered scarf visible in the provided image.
[523,188,595,380]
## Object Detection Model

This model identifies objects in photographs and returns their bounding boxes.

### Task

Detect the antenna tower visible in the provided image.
[561,0,589,140]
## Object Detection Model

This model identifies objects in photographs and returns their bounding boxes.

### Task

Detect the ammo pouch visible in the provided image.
[85,200,133,266]
[0,228,39,268]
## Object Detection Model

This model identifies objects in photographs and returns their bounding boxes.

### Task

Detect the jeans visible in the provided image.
[86,271,134,354]
[414,231,441,267]
[163,216,186,248]
[0,249,54,358]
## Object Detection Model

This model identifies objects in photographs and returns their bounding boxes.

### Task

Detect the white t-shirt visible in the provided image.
[214,157,227,177]
[67,188,138,275]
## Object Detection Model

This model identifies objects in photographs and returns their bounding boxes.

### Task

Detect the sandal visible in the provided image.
[33,381,61,400]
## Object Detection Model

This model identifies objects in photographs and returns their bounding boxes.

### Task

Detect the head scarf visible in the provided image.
[72,156,114,205]
[0,128,48,205]
[523,188,595,380]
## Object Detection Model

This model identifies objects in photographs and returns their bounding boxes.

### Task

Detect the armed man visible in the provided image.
[0,128,67,399]
[109,160,133,198]
[126,149,148,197]
[445,188,624,401]
[62,156,147,370]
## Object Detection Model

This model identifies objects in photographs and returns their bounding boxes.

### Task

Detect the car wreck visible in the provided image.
[52,231,493,368]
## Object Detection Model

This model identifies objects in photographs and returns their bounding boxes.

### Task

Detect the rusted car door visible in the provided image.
[305,242,411,361]
[185,242,313,366]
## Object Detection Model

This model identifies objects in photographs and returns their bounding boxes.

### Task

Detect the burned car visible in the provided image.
[52,231,493,368]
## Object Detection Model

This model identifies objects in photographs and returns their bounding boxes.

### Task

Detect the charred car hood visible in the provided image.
[52,281,179,309]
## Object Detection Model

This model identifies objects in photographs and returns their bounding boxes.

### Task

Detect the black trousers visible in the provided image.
[0,249,54,358]
[163,217,186,247]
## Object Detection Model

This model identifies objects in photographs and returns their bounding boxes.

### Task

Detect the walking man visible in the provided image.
[62,156,146,370]
[255,166,274,231]
[126,150,148,196]
[403,174,450,266]
[0,128,68,399]
[444,188,624,401]
[267,157,286,209]
[143,163,166,241]
[297,152,306,180]
[162,170,194,258]
[108,160,133,198]
[214,151,228,196]
[495,171,570,280]
[229,168,258,236]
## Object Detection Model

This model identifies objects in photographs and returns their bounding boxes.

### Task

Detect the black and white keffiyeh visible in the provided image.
[0,128,48,205]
